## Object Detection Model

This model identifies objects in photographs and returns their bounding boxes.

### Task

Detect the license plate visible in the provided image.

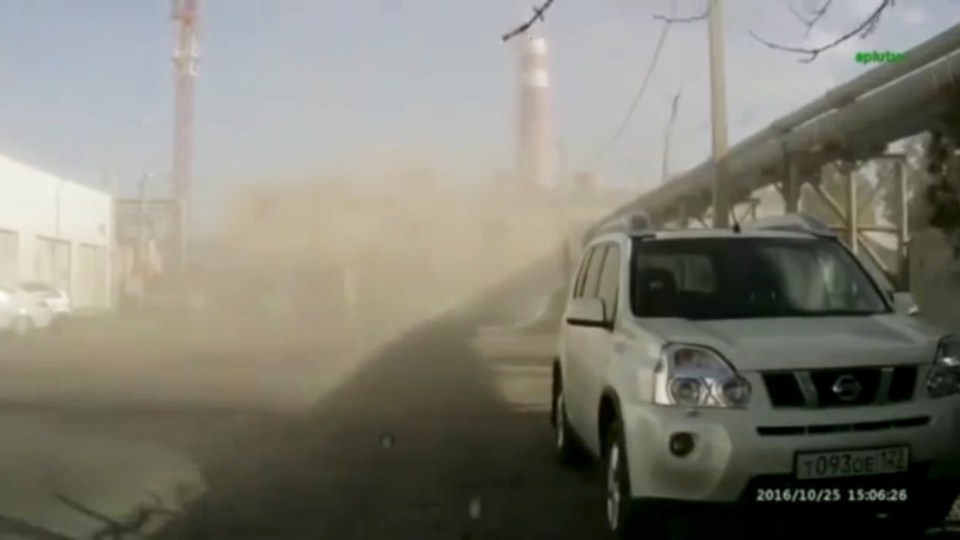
[795,446,909,480]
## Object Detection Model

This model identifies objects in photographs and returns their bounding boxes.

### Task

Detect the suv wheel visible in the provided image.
[603,419,668,539]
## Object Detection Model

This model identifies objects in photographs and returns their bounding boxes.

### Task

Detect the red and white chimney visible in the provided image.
[519,35,554,191]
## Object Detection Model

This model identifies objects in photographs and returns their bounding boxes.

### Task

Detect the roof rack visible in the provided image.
[740,213,836,237]
[582,212,656,245]
[597,212,655,236]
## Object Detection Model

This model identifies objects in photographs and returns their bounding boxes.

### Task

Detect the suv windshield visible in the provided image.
[630,237,890,320]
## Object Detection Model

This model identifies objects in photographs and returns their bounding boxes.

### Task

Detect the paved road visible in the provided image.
[153,315,960,538]
[154,278,607,538]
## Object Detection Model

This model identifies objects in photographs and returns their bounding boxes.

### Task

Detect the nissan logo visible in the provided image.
[832,375,862,402]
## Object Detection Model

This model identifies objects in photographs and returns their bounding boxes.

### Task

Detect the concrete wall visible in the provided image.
[0,154,112,308]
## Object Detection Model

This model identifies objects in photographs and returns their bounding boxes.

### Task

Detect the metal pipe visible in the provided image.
[599,49,960,229]
[592,25,960,234]
[771,22,960,133]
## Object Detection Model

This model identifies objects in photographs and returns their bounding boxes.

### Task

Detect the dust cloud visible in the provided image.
[0,165,610,538]
[0,167,572,413]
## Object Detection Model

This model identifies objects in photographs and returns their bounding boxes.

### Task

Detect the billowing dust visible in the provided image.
[0,171,576,414]
[0,171,631,539]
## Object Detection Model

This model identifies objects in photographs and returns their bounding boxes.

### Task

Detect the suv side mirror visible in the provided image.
[566,297,611,329]
[891,292,919,317]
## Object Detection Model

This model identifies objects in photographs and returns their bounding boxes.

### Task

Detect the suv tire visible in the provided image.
[603,418,668,539]
[552,372,586,465]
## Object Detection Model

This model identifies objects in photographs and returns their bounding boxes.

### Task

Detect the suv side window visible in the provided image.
[582,245,608,298]
[638,253,716,294]
[573,247,597,298]
[596,244,621,321]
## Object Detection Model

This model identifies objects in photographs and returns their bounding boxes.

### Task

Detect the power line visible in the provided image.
[589,20,671,168]
[502,0,555,42]
[750,0,893,63]
[661,90,681,184]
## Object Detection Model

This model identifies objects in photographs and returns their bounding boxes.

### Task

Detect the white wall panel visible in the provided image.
[0,229,18,284]
[34,237,71,293]
[75,244,108,307]
[0,154,112,307]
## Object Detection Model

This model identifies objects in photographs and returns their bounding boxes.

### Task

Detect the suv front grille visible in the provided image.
[762,366,918,408]
[810,368,880,406]
[762,373,805,407]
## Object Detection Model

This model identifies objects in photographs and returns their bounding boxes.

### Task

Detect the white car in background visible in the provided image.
[0,285,55,337]
[18,281,71,318]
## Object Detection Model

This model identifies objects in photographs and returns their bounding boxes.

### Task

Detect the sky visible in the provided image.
[0,0,956,228]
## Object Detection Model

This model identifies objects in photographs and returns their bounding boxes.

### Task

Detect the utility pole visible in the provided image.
[138,172,155,299]
[661,91,681,184]
[708,0,730,227]
[135,115,151,266]
[135,173,153,304]
[103,169,121,310]
[172,0,199,274]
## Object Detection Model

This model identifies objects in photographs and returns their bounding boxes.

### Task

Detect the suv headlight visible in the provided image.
[927,335,960,398]
[653,344,751,408]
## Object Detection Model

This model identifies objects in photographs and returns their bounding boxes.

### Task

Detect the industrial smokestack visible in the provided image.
[519,35,554,191]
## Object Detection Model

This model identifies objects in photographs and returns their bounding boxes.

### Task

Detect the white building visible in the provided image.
[0,154,112,308]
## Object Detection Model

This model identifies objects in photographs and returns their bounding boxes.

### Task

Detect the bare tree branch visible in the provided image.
[786,3,807,25]
[502,0,555,43]
[807,0,833,29]
[750,0,894,63]
[653,3,709,24]
[787,0,833,38]
[591,20,671,166]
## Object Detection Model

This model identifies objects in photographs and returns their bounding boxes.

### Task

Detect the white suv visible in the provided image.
[551,213,960,537]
